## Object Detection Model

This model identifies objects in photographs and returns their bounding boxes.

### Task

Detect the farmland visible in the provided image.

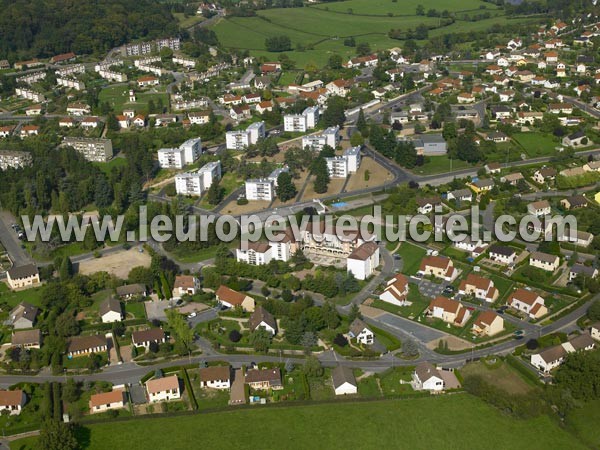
[12,394,586,450]
[512,132,564,158]
[211,3,538,68]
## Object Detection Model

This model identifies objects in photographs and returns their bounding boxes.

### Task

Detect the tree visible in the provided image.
[106,113,120,132]
[416,4,425,15]
[348,304,362,323]
[207,180,224,205]
[311,157,330,194]
[39,420,78,450]
[276,171,297,202]
[333,333,348,347]
[322,96,346,127]
[356,42,371,56]
[265,35,292,52]
[356,108,368,135]
[328,54,342,69]
[249,327,271,352]
[127,266,154,291]
[301,331,316,352]
[303,355,323,377]
[587,301,600,321]
[62,378,80,403]
[402,339,419,357]
[167,310,194,354]
[350,132,364,147]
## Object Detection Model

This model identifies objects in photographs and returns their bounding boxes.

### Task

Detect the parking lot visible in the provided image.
[416,278,449,299]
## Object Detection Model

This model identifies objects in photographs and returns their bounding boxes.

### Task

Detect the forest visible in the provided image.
[0,0,179,60]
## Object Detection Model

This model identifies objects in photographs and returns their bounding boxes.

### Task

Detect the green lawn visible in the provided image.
[98,85,169,115]
[395,242,426,275]
[93,157,128,175]
[309,0,497,15]
[566,399,600,449]
[412,155,475,175]
[13,394,586,449]
[512,132,563,158]
[0,283,45,309]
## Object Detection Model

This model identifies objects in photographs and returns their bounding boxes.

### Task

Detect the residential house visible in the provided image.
[425,296,470,326]
[500,172,524,185]
[0,390,26,415]
[569,264,598,282]
[487,244,517,265]
[348,319,374,345]
[532,333,595,373]
[458,274,499,303]
[412,362,444,391]
[379,274,410,306]
[532,167,557,184]
[6,264,40,290]
[591,323,600,341]
[146,375,180,403]
[245,368,282,390]
[558,229,594,248]
[583,160,600,172]
[8,302,39,329]
[412,134,447,156]
[67,335,107,357]
[248,306,277,336]
[447,189,473,203]
[199,366,231,389]
[89,389,126,414]
[215,285,255,312]
[116,284,146,299]
[132,328,166,349]
[418,256,457,282]
[416,197,442,214]
[527,200,551,217]
[529,251,560,272]
[332,366,358,396]
[485,162,502,174]
[508,288,547,319]
[561,195,588,210]
[172,275,200,299]
[468,179,495,194]
[453,236,488,258]
[99,297,122,323]
[10,329,42,349]
[472,311,504,337]
[562,130,587,147]
[137,76,159,87]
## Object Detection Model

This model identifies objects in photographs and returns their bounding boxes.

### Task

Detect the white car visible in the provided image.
[187,312,197,319]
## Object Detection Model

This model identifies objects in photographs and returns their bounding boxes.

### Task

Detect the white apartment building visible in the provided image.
[61,137,113,162]
[0,150,33,170]
[284,107,319,132]
[245,179,274,201]
[225,121,265,150]
[158,137,202,169]
[15,88,45,103]
[301,126,339,151]
[325,146,361,178]
[175,161,221,196]
[57,77,85,91]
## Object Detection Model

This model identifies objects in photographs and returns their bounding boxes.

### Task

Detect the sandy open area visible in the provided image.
[77,248,151,279]
[301,177,345,201]
[345,157,393,192]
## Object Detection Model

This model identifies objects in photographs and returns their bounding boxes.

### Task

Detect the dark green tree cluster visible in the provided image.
[369,125,418,168]
[0,0,178,60]
[265,35,292,52]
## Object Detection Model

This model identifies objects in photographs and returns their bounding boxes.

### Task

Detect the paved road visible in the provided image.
[0,211,33,268]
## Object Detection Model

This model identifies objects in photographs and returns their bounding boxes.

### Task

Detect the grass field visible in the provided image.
[461,360,536,395]
[11,395,585,449]
[309,0,498,15]
[566,399,600,449]
[0,282,44,309]
[98,85,169,115]
[395,241,426,275]
[211,4,539,68]
[512,132,563,158]
[412,155,475,175]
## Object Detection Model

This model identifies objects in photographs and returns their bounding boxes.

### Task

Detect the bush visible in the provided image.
[237,197,249,205]
[333,334,348,347]
[229,329,242,343]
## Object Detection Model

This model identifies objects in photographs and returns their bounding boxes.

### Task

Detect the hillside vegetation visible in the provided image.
[0,0,178,60]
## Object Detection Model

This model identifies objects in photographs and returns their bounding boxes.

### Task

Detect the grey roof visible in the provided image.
[537,345,566,364]
[7,264,38,280]
[331,365,357,389]
[116,284,146,296]
[570,264,597,278]
[419,134,445,144]
[99,297,122,317]
[568,333,595,351]
[349,318,370,337]
[530,251,558,264]
[449,189,472,198]
[11,329,42,346]
[488,244,515,256]
[9,302,39,325]
[415,362,441,383]
[248,306,277,332]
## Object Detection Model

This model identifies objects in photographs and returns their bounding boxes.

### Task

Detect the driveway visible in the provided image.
[417,279,446,299]
[129,384,147,404]
[144,300,177,322]
[376,312,446,343]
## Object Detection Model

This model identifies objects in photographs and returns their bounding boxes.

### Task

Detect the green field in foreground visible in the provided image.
[11,395,583,450]
[309,0,501,16]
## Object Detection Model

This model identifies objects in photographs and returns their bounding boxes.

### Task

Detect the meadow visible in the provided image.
[11,394,585,450]
[211,2,539,68]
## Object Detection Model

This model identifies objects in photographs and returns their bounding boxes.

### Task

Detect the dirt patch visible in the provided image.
[359,304,386,319]
[77,248,151,279]
[301,177,345,201]
[120,345,133,362]
[426,335,472,351]
[220,199,271,215]
[345,157,393,192]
